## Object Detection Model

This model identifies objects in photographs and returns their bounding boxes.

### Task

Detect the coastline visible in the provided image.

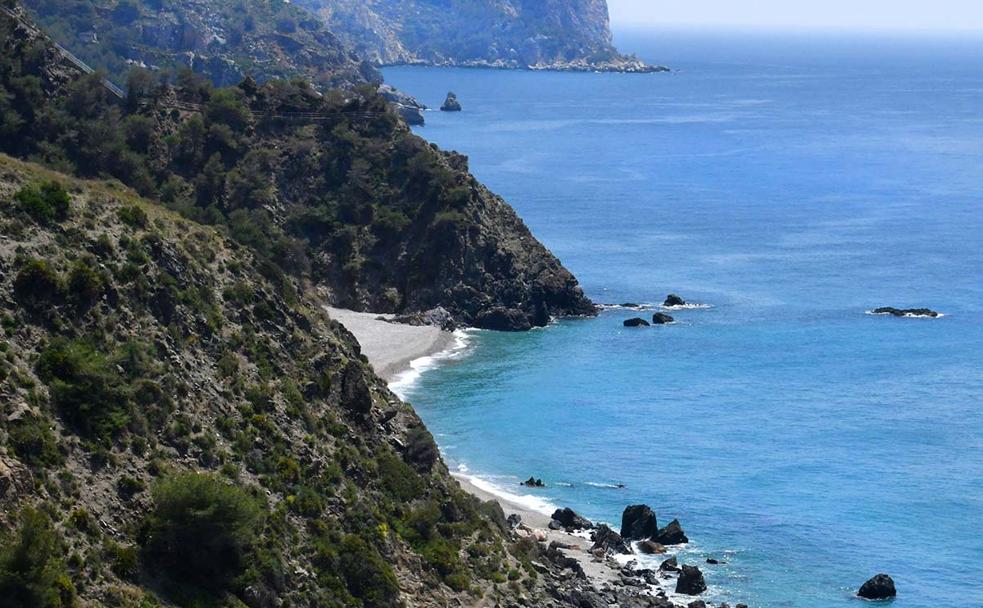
[325,307,458,382]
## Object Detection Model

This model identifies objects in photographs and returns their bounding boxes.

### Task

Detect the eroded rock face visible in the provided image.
[858,574,897,600]
[621,504,659,541]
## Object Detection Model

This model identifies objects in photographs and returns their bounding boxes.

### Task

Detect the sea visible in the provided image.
[382,26,983,608]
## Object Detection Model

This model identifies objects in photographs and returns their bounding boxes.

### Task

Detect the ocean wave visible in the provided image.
[661,303,714,311]
[388,329,474,398]
[585,481,626,489]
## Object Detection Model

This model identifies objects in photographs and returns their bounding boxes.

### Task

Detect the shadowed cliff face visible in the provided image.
[301,0,658,71]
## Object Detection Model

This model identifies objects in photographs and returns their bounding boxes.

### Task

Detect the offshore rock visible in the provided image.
[664,294,687,307]
[652,312,675,325]
[621,504,659,541]
[654,519,689,546]
[872,307,939,318]
[624,318,650,328]
[858,574,897,600]
[441,91,462,112]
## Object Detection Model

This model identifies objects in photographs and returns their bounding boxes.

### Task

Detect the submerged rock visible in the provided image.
[521,477,545,488]
[664,294,687,307]
[659,556,680,572]
[621,504,659,541]
[591,524,632,555]
[652,312,675,325]
[551,507,593,531]
[872,307,939,318]
[638,540,666,555]
[676,565,707,595]
[653,519,689,545]
[440,91,462,111]
[858,574,897,600]
[624,318,650,328]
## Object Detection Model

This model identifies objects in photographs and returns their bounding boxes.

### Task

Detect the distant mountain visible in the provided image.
[19,0,381,88]
[300,0,666,72]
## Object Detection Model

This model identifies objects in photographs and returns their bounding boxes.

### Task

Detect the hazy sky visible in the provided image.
[607,0,983,32]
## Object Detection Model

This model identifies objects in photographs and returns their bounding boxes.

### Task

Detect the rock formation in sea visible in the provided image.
[441,91,463,112]
[299,0,669,72]
[664,293,687,307]
[653,312,675,324]
[872,307,940,318]
[858,574,897,599]
[625,318,651,327]
[621,504,660,540]
[654,519,690,546]
[676,565,708,595]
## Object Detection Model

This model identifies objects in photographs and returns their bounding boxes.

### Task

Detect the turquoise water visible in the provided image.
[382,27,983,607]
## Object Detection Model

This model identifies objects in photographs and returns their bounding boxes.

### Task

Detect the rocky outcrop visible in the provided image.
[591,524,632,555]
[654,519,689,546]
[300,0,668,72]
[551,508,594,531]
[676,565,708,595]
[620,504,659,541]
[858,574,897,600]
[379,83,427,124]
[872,307,939,318]
[664,294,687,307]
[652,312,675,325]
[624,318,651,327]
[440,91,462,112]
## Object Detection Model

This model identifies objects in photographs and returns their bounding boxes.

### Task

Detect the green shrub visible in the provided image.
[13,259,64,308]
[143,473,264,589]
[117,475,145,500]
[66,260,105,307]
[338,534,399,608]
[14,182,70,225]
[8,414,63,468]
[377,451,423,502]
[0,507,75,608]
[36,339,130,442]
[117,206,149,229]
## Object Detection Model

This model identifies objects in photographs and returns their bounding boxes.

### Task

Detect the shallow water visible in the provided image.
[383,27,983,607]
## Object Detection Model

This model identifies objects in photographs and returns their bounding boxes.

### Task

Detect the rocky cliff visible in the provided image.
[300,0,666,72]
[19,0,380,89]
[0,3,596,331]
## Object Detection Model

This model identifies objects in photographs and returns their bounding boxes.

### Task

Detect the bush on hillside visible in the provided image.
[14,181,70,225]
[142,473,264,589]
[13,259,64,308]
[0,508,75,608]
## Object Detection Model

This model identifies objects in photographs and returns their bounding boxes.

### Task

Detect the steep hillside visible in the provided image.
[0,153,598,607]
[18,0,380,89]
[0,3,596,330]
[301,0,665,72]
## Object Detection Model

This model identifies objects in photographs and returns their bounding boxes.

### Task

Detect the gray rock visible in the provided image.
[551,507,594,530]
[653,519,689,545]
[652,312,675,324]
[591,524,632,555]
[440,91,462,112]
[621,504,659,540]
[624,317,650,328]
[664,294,686,307]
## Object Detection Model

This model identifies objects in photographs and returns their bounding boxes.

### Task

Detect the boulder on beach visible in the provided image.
[675,565,707,595]
[440,91,462,112]
[621,504,659,541]
[664,294,687,307]
[624,318,650,327]
[653,518,689,545]
[591,524,632,555]
[506,514,522,529]
[687,601,707,608]
[638,540,667,555]
[652,312,675,325]
[521,477,545,487]
[551,507,594,531]
[872,307,939,318]
[858,574,897,600]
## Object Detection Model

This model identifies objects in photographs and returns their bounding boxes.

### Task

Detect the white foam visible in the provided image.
[585,481,626,489]
[460,473,558,517]
[388,329,474,399]
[866,309,944,319]
[661,303,714,311]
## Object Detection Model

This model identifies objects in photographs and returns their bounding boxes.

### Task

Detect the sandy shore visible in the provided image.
[326,307,456,382]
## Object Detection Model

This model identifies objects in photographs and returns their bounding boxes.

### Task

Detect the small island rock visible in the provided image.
[675,565,707,595]
[858,574,897,600]
[621,504,660,541]
[664,294,687,307]
[624,318,650,328]
[652,312,675,325]
[441,92,462,112]
[872,307,939,318]
[521,477,545,487]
